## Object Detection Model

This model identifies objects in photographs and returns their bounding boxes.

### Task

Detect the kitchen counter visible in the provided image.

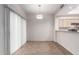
[55,29,79,33]
[55,30,79,55]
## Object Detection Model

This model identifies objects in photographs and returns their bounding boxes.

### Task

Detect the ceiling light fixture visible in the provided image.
[36,14,43,19]
[36,5,43,19]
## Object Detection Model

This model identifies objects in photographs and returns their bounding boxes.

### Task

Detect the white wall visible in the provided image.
[0,5,5,54]
[27,14,54,41]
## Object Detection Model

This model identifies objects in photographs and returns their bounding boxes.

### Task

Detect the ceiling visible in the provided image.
[21,4,62,14]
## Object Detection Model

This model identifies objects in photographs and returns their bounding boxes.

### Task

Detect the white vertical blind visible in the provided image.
[10,11,18,54]
[10,11,27,54]
[16,15,22,49]
[21,18,27,45]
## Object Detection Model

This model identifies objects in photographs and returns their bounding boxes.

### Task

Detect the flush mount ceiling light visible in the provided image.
[36,5,43,19]
[36,14,43,19]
